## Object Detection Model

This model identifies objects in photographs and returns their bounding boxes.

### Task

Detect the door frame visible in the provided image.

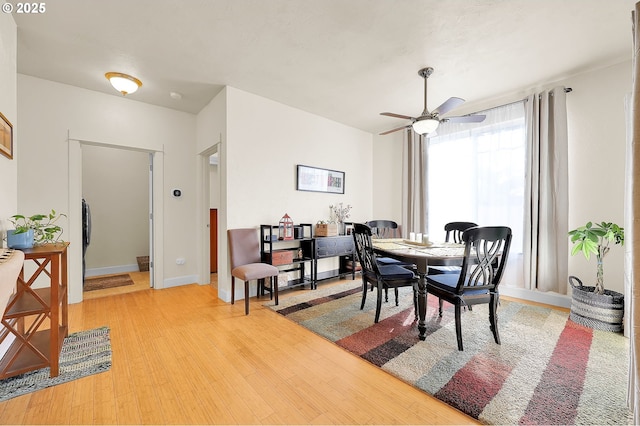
[68,138,165,303]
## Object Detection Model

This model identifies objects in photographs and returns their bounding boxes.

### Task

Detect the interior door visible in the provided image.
[210,208,218,273]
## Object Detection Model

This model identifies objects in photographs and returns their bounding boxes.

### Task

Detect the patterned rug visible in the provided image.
[84,274,134,292]
[0,327,112,402]
[266,282,632,425]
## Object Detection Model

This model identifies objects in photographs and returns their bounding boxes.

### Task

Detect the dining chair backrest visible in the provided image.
[352,223,380,276]
[457,226,512,293]
[227,228,262,269]
[444,221,479,243]
[366,220,399,238]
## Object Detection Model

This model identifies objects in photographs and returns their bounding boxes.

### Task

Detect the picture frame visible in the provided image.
[296,164,345,194]
[0,112,13,159]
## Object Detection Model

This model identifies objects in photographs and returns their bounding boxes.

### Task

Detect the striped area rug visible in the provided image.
[0,327,112,402]
[267,282,632,425]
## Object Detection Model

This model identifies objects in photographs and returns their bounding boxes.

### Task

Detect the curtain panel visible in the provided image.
[402,129,427,238]
[523,88,569,294]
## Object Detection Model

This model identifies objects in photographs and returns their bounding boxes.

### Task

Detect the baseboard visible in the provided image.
[500,286,572,309]
[163,274,198,289]
[85,264,140,277]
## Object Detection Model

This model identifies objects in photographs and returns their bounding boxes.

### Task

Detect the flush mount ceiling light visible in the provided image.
[105,72,142,95]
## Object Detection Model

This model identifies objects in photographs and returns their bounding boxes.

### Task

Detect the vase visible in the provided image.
[7,229,34,249]
[337,221,345,235]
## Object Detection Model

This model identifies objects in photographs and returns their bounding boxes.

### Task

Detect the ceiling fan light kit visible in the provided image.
[105,72,142,95]
[412,118,439,134]
[379,66,486,136]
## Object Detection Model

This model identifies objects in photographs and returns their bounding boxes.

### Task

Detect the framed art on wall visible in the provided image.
[0,112,13,159]
[296,164,345,194]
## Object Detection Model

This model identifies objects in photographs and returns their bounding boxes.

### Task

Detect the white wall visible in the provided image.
[0,13,17,238]
[0,11,17,365]
[372,131,403,225]
[82,144,149,274]
[203,86,374,302]
[17,75,198,303]
[565,61,630,295]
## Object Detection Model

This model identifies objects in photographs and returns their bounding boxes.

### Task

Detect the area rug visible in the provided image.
[0,326,112,402]
[84,274,134,291]
[267,282,632,425]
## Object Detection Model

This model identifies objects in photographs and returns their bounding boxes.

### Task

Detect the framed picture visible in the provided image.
[0,112,13,159]
[296,164,345,194]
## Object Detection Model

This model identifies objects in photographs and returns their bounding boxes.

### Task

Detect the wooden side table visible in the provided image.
[0,243,69,379]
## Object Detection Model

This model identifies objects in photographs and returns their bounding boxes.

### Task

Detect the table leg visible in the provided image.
[417,272,427,340]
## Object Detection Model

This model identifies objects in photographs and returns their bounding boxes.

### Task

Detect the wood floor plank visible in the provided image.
[0,276,479,425]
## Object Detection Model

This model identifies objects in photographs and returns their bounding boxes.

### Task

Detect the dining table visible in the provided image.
[371,238,467,341]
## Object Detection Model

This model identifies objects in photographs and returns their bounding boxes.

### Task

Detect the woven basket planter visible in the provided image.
[568,276,624,332]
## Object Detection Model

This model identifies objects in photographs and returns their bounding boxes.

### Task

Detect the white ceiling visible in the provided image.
[13,0,636,135]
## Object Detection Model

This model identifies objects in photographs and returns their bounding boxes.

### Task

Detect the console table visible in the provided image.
[302,235,359,289]
[0,243,69,379]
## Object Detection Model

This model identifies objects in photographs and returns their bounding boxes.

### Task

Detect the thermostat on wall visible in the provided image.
[172,189,182,197]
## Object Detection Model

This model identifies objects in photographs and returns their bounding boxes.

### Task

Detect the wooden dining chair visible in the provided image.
[227,228,279,315]
[428,221,478,275]
[352,223,419,323]
[426,226,512,351]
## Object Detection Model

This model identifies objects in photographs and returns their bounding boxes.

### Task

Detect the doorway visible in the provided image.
[80,144,152,298]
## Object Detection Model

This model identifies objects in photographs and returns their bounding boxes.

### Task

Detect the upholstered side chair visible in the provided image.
[227,228,279,315]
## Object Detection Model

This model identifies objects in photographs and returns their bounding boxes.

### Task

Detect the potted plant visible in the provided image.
[568,221,624,332]
[6,209,66,249]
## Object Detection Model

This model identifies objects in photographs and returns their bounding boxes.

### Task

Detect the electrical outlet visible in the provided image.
[176,258,185,265]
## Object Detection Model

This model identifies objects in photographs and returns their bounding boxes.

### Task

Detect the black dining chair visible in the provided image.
[426,226,512,351]
[428,221,478,275]
[365,220,401,239]
[352,223,419,323]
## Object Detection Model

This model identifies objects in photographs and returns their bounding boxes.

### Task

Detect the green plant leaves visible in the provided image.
[8,209,66,245]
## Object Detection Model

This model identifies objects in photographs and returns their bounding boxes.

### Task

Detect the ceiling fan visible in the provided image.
[379,67,486,136]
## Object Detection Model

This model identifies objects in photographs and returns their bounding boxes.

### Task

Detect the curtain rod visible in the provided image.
[460,87,573,115]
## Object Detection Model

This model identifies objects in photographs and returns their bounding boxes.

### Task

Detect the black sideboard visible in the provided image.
[301,235,359,289]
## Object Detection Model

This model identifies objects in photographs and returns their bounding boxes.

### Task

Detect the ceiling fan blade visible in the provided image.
[380,112,415,120]
[443,114,486,123]
[432,97,465,116]
[379,125,411,135]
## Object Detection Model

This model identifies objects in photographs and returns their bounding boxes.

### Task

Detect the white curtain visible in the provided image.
[523,88,569,293]
[426,102,525,249]
[628,4,639,421]
[402,129,427,238]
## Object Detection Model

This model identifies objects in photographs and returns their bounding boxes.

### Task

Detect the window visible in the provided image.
[427,101,525,261]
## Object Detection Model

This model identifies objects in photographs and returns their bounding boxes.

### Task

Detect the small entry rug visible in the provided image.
[266,282,632,425]
[84,273,134,291]
[0,327,112,402]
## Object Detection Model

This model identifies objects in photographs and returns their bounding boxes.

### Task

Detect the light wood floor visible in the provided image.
[0,275,479,425]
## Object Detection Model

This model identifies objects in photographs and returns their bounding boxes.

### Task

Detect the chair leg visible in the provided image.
[385,287,389,302]
[360,279,368,310]
[455,305,463,351]
[375,282,383,323]
[489,294,500,345]
[438,298,444,317]
[273,276,279,306]
[412,288,418,321]
[231,277,236,305]
[394,288,399,306]
[244,281,250,315]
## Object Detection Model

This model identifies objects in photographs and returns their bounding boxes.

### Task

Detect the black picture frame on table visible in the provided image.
[296,164,345,194]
